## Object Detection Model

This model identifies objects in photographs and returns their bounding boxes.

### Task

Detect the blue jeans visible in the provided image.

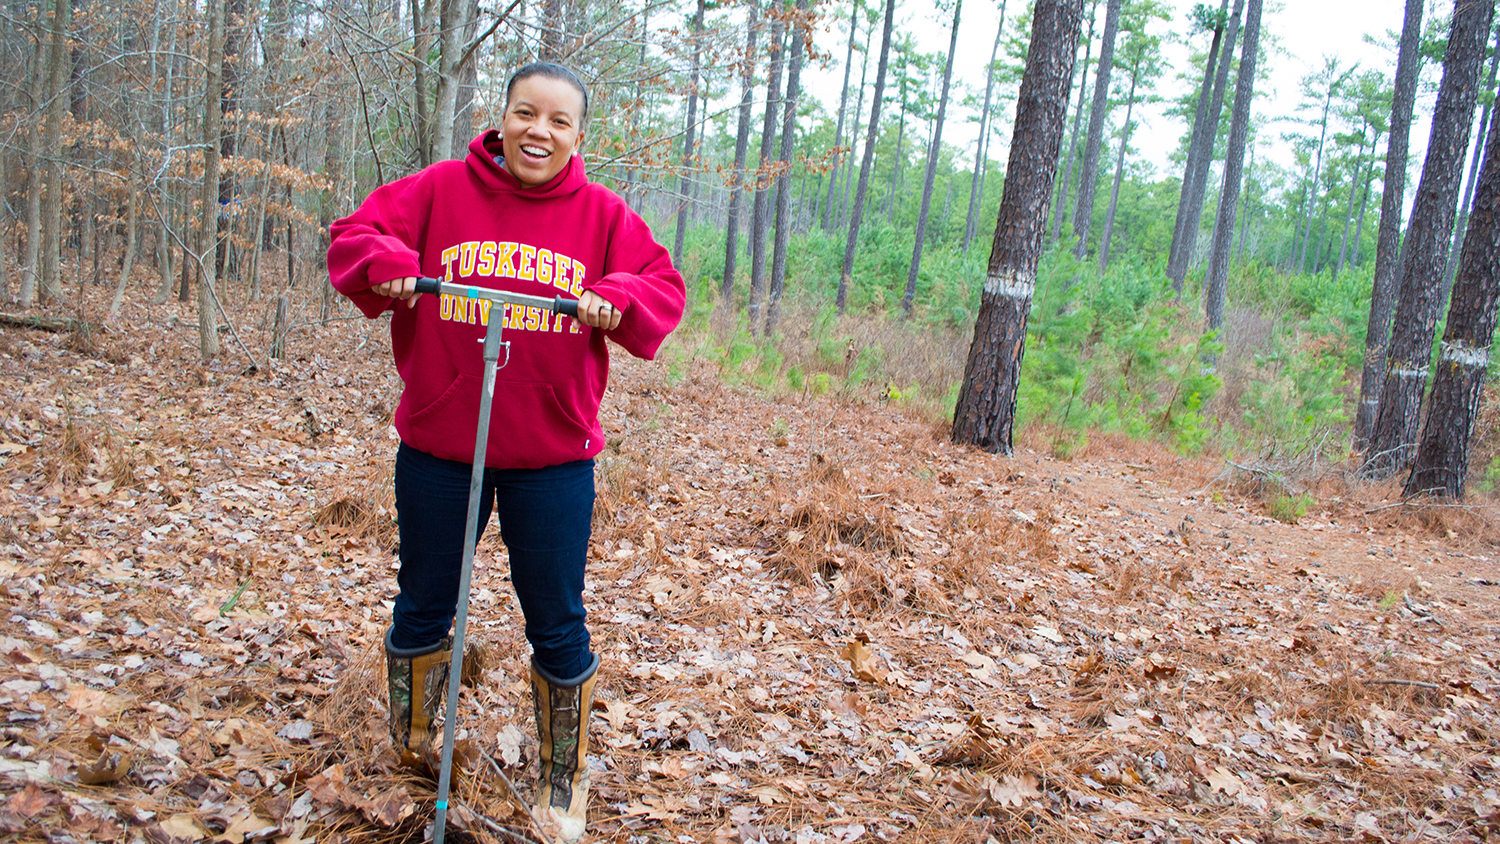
[390,442,595,680]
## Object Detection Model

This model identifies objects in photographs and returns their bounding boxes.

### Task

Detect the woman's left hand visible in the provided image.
[578,289,623,331]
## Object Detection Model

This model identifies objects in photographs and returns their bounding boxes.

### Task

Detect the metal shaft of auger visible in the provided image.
[433,315,506,844]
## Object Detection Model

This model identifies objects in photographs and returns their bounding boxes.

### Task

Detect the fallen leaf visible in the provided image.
[987,773,1041,807]
[359,786,415,827]
[66,687,124,718]
[7,783,52,817]
[77,749,132,785]
[599,699,633,733]
[1207,766,1243,795]
[841,639,885,683]
[159,813,211,840]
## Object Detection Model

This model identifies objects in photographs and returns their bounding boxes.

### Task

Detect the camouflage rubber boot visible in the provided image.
[531,653,600,842]
[384,627,452,761]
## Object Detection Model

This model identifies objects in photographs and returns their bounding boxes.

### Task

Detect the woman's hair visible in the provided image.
[504,62,590,124]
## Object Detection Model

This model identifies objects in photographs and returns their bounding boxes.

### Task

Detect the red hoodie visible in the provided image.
[327,131,685,469]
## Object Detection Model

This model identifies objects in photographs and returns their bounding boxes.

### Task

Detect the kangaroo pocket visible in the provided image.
[407,374,592,468]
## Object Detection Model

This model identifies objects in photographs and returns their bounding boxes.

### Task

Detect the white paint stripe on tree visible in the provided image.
[1393,367,1429,379]
[1440,340,1491,368]
[984,268,1035,300]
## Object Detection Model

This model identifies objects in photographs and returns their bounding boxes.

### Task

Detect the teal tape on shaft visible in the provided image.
[436,800,448,810]
[467,287,478,299]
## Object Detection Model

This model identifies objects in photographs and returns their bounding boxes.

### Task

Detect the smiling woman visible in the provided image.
[325,60,685,843]
[500,65,590,188]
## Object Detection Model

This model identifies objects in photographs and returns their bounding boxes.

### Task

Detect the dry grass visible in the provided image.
[314,460,399,551]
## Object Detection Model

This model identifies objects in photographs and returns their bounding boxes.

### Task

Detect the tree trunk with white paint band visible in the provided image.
[952,0,1084,454]
[1354,0,1425,451]
[1406,103,1500,499]
[1363,0,1493,480]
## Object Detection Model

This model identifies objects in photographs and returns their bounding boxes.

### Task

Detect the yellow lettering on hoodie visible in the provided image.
[553,255,571,292]
[477,241,496,277]
[553,311,566,332]
[497,242,519,277]
[479,300,492,326]
[440,293,455,321]
[570,261,585,296]
[458,241,479,277]
[525,306,541,331]
[440,245,460,281]
[537,249,554,286]
[518,245,537,281]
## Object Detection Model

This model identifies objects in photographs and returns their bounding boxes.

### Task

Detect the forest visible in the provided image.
[0,0,1497,493]
[2,0,1500,841]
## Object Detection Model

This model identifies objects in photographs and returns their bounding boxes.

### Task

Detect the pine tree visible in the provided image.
[1354,0,1425,450]
[1202,0,1262,336]
[1363,0,1495,479]
[836,0,897,313]
[1406,106,1500,499]
[952,0,1085,453]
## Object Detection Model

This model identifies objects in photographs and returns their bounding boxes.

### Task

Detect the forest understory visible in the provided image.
[1,286,1499,844]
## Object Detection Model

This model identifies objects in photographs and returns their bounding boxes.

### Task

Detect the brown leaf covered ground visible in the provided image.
[2,291,1499,844]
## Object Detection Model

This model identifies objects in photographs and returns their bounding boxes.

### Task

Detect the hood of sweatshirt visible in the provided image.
[465,129,589,199]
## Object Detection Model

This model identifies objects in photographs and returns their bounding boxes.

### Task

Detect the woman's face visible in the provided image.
[500,76,586,188]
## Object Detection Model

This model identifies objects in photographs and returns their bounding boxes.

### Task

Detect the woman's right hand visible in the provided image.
[372,276,422,308]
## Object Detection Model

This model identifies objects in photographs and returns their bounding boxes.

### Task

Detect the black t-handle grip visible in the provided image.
[411,277,579,317]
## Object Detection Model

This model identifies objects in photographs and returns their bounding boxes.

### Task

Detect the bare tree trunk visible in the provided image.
[1335,128,1370,279]
[1354,0,1425,450]
[19,37,44,307]
[0,144,8,301]
[1406,103,1500,499]
[39,0,71,303]
[1443,28,1500,298]
[836,0,896,313]
[412,0,437,168]
[431,0,475,162]
[902,0,962,315]
[1298,69,1351,274]
[541,0,563,59]
[1167,0,1230,293]
[1202,0,1262,338]
[1347,138,1379,270]
[673,0,707,259]
[766,0,808,336]
[823,0,861,232]
[840,38,873,229]
[1237,143,1255,260]
[887,89,906,225]
[108,184,137,316]
[215,0,245,289]
[450,0,482,156]
[748,17,786,331]
[965,3,1006,254]
[1363,0,1493,479]
[1070,0,1120,262]
[952,0,1084,454]
[153,214,174,304]
[1051,0,1095,246]
[198,0,225,358]
[722,0,760,306]
[1099,51,1140,272]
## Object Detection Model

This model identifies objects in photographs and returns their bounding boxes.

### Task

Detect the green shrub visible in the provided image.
[1267,492,1315,524]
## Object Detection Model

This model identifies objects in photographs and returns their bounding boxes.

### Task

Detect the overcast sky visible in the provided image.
[793,0,1440,187]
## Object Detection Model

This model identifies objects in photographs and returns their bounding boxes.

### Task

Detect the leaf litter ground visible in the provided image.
[1,295,1499,843]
